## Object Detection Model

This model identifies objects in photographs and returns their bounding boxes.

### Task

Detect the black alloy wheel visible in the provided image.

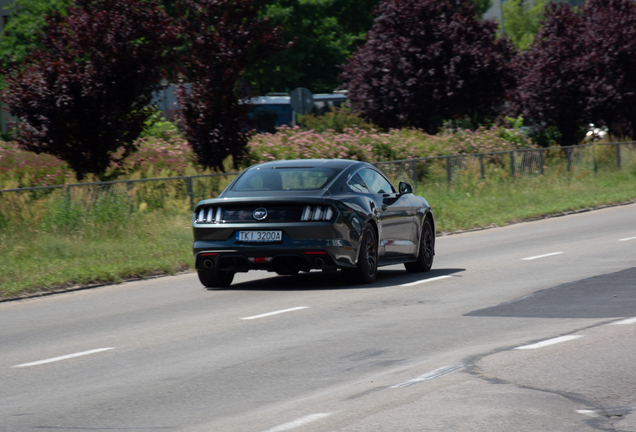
[198,269,235,287]
[405,217,434,273]
[345,225,378,284]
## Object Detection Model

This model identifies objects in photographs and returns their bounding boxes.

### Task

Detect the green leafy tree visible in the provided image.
[472,0,493,17]
[244,0,380,95]
[503,0,546,50]
[0,0,70,75]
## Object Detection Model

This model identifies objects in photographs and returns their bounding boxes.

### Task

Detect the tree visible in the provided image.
[511,0,636,145]
[511,3,590,147]
[175,0,287,171]
[243,0,380,95]
[244,0,490,95]
[583,0,636,139]
[0,0,70,77]
[472,0,492,18]
[503,0,546,50]
[340,0,513,133]
[1,0,178,180]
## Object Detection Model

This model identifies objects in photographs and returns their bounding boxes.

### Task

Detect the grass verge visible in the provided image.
[424,170,636,232]
[1,169,635,299]
[0,211,193,299]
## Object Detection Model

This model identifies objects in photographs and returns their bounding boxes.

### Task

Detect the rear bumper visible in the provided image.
[193,231,358,272]
[194,249,342,272]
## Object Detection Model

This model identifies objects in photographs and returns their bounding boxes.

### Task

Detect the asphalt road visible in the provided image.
[1,203,635,432]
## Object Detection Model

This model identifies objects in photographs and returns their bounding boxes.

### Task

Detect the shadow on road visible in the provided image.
[466,267,636,319]
[211,268,466,292]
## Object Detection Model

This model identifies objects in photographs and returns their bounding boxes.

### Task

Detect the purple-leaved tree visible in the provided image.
[340,0,513,133]
[175,0,288,172]
[1,0,179,180]
[584,0,636,139]
[512,0,636,145]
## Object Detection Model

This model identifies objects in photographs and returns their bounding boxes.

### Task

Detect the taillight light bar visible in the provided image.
[301,205,334,221]
[195,207,223,224]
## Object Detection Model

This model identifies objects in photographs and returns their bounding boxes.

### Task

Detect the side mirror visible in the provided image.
[399,181,413,194]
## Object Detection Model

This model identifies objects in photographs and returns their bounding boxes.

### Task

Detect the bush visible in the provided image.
[298,107,377,133]
[246,125,535,165]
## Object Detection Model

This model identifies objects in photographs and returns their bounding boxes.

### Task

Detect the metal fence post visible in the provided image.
[446,156,452,186]
[539,149,544,175]
[510,151,516,180]
[479,154,485,180]
[566,147,572,173]
[617,143,622,170]
[186,177,194,210]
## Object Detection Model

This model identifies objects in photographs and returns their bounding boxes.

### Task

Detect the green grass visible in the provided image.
[1,168,636,299]
[424,170,636,233]
[0,211,193,299]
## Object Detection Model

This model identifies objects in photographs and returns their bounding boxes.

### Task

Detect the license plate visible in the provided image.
[236,230,282,242]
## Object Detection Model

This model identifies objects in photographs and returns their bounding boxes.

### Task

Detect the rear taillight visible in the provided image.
[195,207,223,224]
[301,205,334,221]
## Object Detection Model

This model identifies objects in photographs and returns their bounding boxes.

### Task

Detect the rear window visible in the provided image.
[232,167,340,191]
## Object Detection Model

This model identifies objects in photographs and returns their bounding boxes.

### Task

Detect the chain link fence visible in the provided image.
[373,141,636,189]
[1,141,635,226]
[0,172,238,228]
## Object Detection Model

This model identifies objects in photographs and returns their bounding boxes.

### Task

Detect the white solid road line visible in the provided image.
[261,413,333,432]
[610,317,636,325]
[12,347,115,368]
[514,335,583,350]
[522,252,564,261]
[401,275,452,287]
[390,364,466,388]
[619,236,636,241]
[241,306,309,320]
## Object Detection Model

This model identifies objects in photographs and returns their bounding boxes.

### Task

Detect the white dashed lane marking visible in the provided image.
[514,335,583,350]
[610,317,636,325]
[241,307,308,320]
[12,347,115,368]
[522,252,564,261]
[400,275,452,287]
[619,236,636,241]
[261,413,333,432]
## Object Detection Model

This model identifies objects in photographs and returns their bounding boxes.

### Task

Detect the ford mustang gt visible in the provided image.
[192,159,435,287]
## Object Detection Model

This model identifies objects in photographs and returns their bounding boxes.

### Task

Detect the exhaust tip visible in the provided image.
[314,257,324,268]
[203,259,214,269]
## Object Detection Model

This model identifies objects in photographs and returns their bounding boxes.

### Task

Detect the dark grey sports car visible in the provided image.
[192,159,435,287]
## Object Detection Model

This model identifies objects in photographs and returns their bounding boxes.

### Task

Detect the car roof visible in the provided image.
[249,159,368,170]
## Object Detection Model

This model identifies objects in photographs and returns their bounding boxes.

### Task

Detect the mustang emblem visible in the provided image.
[253,207,268,220]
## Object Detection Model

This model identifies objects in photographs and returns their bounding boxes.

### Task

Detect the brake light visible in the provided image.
[301,205,334,221]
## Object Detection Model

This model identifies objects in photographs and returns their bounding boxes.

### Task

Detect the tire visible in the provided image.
[197,269,235,287]
[344,225,378,284]
[405,217,434,273]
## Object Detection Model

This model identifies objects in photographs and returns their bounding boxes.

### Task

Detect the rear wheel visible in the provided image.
[197,269,235,287]
[405,217,434,273]
[344,225,378,284]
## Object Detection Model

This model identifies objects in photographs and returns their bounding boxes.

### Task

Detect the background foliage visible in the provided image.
[175,0,287,172]
[1,0,179,180]
[341,0,513,133]
[512,0,636,146]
